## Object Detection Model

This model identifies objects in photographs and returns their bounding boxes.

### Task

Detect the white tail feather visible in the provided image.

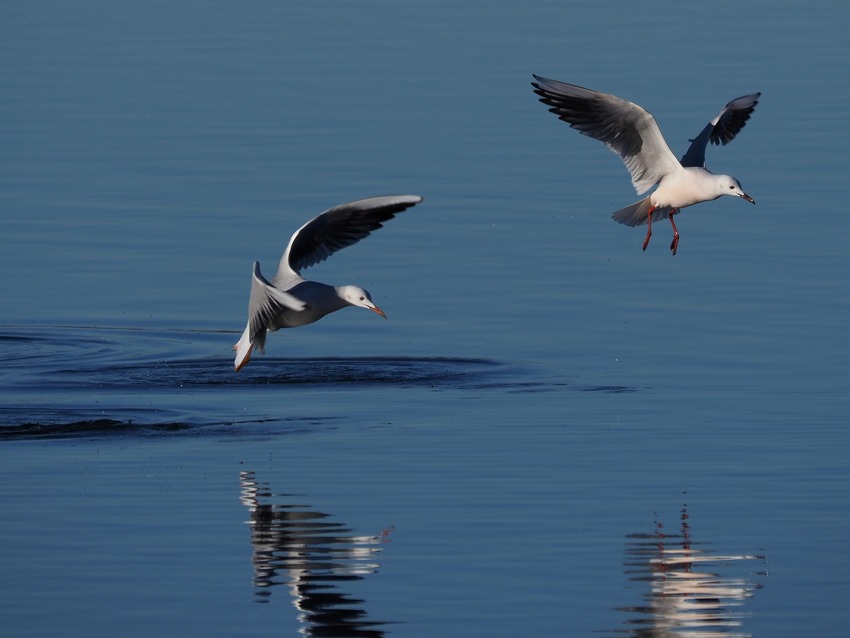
[611,197,669,227]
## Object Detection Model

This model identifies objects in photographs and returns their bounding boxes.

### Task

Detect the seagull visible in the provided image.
[531,75,759,254]
[233,195,423,371]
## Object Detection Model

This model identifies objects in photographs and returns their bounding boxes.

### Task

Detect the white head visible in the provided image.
[338,285,387,318]
[717,174,755,204]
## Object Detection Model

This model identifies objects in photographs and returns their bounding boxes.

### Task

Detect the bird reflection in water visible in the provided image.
[239,471,392,637]
[612,505,767,637]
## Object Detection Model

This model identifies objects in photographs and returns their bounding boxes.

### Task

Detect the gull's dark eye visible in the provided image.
[359,296,365,301]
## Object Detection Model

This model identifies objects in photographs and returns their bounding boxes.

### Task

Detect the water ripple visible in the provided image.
[74,355,512,388]
[0,324,579,435]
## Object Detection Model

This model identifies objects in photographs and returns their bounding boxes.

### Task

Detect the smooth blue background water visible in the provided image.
[2,2,848,636]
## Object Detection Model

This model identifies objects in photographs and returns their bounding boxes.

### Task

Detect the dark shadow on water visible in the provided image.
[0,324,640,435]
[581,385,642,394]
[0,325,563,391]
[0,323,643,393]
[49,355,564,394]
[239,471,392,637]
[0,415,343,440]
[0,418,191,439]
[605,505,767,637]
[112,355,507,387]
[210,356,550,390]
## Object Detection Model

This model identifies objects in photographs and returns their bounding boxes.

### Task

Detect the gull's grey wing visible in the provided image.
[680,92,760,168]
[531,75,681,194]
[247,261,306,344]
[275,195,423,282]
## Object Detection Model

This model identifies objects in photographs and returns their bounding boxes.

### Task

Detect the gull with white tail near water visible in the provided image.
[233,195,423,371]
[531,75,759,254]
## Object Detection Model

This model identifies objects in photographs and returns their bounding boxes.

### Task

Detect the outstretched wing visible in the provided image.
[531,75,681,194]
[680,92,760,168]
[275,195,423,283]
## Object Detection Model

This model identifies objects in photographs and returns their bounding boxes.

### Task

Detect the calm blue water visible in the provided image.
[2,1,849,636]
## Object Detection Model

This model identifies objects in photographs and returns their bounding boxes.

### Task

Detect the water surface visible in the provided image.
[2,1,849,636]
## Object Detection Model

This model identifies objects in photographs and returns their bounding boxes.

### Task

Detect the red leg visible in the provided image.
[668,209,680,256]
[642,205,655,251]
